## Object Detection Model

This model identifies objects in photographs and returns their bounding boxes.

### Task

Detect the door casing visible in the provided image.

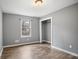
[40,17,53,47]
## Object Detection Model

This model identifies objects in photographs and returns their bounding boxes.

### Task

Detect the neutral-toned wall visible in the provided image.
[42,3,78,54]
[42,22,46,41]
[3,13,40,46]
[0,8,3,54]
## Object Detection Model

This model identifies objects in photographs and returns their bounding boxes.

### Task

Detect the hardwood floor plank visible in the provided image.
[1,44,78,59]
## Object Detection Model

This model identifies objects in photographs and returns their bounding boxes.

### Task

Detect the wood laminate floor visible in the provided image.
[1,44,78,59]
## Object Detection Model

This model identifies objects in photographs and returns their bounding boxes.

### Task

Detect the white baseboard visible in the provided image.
[4,40,51,48]
[52,46,78,57]
[42,40,51,43]
[42,40,46,42]
[46,41,51,43]
[3,41,40,48]
[0,48,3,56]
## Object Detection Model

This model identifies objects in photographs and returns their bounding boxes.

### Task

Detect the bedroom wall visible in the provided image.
[3,13,40,46]
[42,3,78,54]
[0,8,3,55]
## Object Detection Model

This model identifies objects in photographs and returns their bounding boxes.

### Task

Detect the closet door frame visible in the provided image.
[40,17,53,47]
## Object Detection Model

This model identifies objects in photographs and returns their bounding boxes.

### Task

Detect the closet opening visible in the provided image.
[40,17,53,47]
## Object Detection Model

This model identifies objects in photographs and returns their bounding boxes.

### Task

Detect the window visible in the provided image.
[21,20,31,37]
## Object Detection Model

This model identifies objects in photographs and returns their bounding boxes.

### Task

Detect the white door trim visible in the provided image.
[40,17,53,47]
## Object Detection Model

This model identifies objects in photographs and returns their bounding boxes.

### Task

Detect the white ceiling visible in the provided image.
[0,0,78,17]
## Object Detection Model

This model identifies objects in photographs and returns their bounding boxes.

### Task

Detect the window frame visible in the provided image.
[21,20,31,38]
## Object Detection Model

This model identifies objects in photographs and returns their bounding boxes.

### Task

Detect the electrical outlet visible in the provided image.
[15,40,19,43]
[69,45,72,48]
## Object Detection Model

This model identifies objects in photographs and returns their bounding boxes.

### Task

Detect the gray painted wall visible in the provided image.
[0,8,3,54]
[42,4,78,54]
[42,22,46,41]
[3,13,40,46]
